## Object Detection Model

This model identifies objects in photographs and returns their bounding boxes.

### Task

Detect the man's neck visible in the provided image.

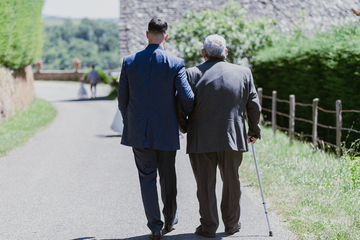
[147,32,167,48]
[148,41,165,48]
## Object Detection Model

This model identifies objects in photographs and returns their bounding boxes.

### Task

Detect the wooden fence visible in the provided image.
[258,88,360,156]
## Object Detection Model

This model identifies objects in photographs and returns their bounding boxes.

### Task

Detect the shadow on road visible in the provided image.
[72,238,97,240]
[71,233,271,240]
[56,96,112,102]
[96,135,122,138]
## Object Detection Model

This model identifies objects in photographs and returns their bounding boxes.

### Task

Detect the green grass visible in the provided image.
[240,126,360,239]
[0,99,57,157]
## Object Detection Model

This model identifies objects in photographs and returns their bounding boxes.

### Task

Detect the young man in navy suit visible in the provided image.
[118,18,194,239]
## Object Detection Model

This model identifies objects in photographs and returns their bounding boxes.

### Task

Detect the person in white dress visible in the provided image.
[78,80,88,99]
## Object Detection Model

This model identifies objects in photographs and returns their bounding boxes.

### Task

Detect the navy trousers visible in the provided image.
[133,147,177,232]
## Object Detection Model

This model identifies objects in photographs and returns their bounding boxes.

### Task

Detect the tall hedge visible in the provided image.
[252,23,360,147]
[0,0,43,69]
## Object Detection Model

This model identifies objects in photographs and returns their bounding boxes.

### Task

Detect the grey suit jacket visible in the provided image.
[182,59,261,154]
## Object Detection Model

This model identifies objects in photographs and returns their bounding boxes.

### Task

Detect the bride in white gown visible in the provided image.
[78,81,88,99]
[110,109,123,135]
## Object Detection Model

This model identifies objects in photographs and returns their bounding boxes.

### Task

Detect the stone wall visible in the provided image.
[119,0,360,59]
[0,66,35,122]
[34,71,85,81]
[33,70,120,81]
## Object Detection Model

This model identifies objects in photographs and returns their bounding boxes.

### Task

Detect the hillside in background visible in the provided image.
[41,18,120,70]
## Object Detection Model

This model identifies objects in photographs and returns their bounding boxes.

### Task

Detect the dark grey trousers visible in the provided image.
[133,147,177,232]
[189,150,243,233]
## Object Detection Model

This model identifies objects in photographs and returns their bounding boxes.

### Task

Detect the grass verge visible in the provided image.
[240,126,360,239]
[0,99,57,157]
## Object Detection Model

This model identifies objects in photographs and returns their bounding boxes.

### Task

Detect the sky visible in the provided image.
[42,0,120,19]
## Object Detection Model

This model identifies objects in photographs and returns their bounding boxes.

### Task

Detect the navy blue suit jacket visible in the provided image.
[118,44,194,151]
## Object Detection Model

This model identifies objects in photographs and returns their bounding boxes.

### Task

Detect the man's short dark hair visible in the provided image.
[148,18,167,34]
[92,65,95,68]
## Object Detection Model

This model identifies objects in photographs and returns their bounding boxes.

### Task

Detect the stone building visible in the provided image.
[119,0,360,59]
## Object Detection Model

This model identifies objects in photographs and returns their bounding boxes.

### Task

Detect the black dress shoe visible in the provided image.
[149,230,162,240]
[165,216,179,232]
[164,223,175,232]
[225,222,241,235]
[195,225,215,238]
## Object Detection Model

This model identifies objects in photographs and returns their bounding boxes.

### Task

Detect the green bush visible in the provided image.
[169,0,282,67]
[83,68,109,84]
[0,0,43,69]
[252,23,360,147]
[107,76,119,100]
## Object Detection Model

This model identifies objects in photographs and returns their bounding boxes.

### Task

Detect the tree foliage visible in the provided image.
[169,0,281,67]
[42,18,120,70]
[252,23,360,147]
[0,0,43,69]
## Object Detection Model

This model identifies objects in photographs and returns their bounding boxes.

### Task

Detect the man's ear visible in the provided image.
[146,31,149,39]
[201,49,206,58]
[225,48,228,56]
[164,33,169,41]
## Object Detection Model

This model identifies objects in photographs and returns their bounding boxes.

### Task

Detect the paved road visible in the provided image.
[0,81,295,240]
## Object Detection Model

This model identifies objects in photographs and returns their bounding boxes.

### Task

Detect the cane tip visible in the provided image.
[269,231,273,237]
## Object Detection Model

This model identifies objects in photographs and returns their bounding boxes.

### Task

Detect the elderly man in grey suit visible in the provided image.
[182,34,261,238]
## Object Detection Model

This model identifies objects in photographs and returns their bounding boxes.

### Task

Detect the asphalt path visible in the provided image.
[0,81,296,240]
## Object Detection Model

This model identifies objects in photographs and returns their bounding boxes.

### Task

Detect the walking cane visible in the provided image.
[250,139,273,237]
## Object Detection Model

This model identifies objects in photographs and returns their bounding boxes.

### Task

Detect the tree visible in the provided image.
[41,18,120,70]
[169,0,282,67]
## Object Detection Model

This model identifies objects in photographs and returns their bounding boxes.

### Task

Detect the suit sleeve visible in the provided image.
[118,61,129,119]
[175,94,188,133]
[175,61,194,116]
[246,70,261,139]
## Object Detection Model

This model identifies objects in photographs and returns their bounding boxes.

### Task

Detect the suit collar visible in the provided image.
[146,44,164,51]
[206,58,226,63]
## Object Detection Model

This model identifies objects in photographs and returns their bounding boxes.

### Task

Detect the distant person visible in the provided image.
[77,78,88,99]
[178,34,261,238]
[118,18,194,240]
[86,65,100,98]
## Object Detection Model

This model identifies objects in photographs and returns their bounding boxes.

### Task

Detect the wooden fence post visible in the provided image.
[272,91,277,134]
[312,98,319,147]
[258,88,263,107]
[336,100,342,156]
[289,95,295,143]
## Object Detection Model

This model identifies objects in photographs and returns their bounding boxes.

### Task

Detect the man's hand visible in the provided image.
[247,135,258,144]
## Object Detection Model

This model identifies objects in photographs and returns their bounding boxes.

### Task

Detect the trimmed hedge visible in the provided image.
[0,0,43,69]
[252,23,360,147]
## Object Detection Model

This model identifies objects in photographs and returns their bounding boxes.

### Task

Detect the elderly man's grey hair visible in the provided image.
[203,34,227,59]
